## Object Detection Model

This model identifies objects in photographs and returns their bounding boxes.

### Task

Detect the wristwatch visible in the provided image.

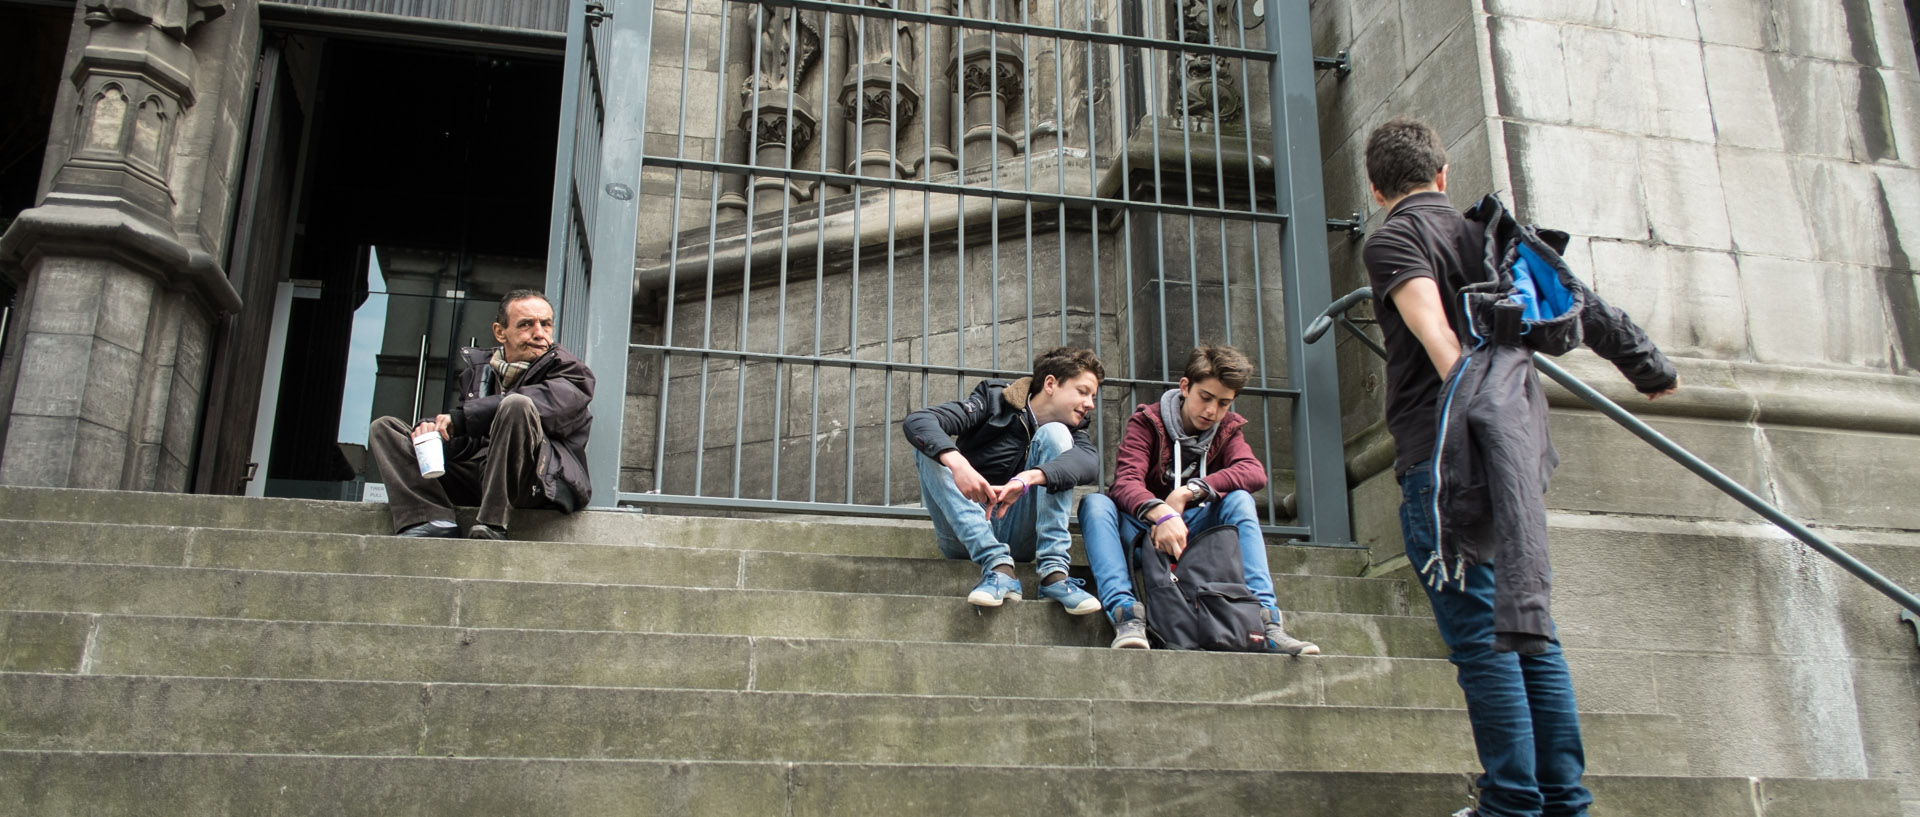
[1184,477,1212,503]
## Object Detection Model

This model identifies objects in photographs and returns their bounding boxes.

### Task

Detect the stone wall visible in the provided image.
[0,1,256,492]
[1313,0,1920,807]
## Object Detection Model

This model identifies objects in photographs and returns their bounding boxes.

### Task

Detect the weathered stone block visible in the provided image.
[1483,0,1699,40]
[23,263,105,338]
[1763,426,1920,530]
[1851,658,1920,803]
[1650,652,1871,780]
[1739,257,1891,369]
[1397,0,1468,70]
[1488,16,1571,125]
[0,416,79,487]
[1543,409,1767,519]
[1693,0,1770,50]
[1794,157,1897,268]
[1350,467,1401,565]
[68,419,129,490]
[1637,139,1733,249]
[1646,35,1716,142]
[1588,242,1745,358]
[1560,24,1656,137]
[1505,122,1648,241]
[1702,44,1787,151]
[1766,54,1854,160]
[1316,5,1406,158]
[1718,147,1816,259]
[10,333,91,418]
[78,339,141,433]
[1382,22,1484,151]
[1765,0,1863,63]
[97,269,156,354]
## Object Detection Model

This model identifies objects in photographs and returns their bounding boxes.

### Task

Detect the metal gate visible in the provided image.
[549,0,1350,544]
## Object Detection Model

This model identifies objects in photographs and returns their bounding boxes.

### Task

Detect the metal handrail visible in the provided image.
[1308,286,1920,619]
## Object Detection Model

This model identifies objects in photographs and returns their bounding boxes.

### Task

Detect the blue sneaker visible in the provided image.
[1038,576,1102,615]
[967,570,1023,607]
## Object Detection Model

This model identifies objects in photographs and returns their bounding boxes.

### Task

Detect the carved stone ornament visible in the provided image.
[958,55,1023,106]
[1182,55,1242,124]
[84,0,230,41]
[740,94,820,151]
[840,66,922,127]
[746,6,822,93]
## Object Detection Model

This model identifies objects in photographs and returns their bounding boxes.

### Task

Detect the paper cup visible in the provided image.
[412,431,446,478]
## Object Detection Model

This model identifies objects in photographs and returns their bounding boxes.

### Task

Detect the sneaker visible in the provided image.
[467,524,508,540]
[1448,808,1477,817]
[1260,607,1320,656]
[396,520,458,538]
[966,570,1023,607]
[1037,576,1102,615]
[1109,601,1150,649]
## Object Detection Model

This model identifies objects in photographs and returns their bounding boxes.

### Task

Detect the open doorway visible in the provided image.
[250,35,561,500]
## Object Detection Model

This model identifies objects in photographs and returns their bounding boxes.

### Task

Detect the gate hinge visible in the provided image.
[1313,49,1352,79]
[586,1,611,25]
[1326,212,1364,240]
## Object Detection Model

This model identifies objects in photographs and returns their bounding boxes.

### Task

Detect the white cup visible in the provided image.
[412,431,446,478]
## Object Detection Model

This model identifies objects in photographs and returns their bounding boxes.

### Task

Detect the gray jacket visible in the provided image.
[1425,196,1676,638]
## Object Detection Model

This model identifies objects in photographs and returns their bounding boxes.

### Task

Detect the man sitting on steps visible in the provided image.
[368,289,595,540]
[902,346,1105,614]
[1077,344,1319,654]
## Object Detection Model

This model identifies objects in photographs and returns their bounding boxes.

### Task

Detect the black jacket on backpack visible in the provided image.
[1422,196,1677,639]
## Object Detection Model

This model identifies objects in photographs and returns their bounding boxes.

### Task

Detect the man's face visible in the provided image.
[493,297,555,364]
[1033,371,1100,428]
[1178,376,1237,434]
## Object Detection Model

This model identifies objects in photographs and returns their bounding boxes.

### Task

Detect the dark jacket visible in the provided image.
[1424,196,1677,638]
[1106,403,1266,521]
[447,345,596,511]
[902,377,1100,489]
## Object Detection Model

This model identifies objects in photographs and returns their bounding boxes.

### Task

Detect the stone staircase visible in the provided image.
[0,486,1898,815]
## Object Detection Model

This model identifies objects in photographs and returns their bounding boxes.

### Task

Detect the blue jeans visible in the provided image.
[1401,462,1591,817]
[1078,489,1279,613]
[915,423,1075,579]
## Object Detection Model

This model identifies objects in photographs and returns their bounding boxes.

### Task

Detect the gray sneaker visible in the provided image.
[1109,601,1150,649]
[1260,607,1320,655]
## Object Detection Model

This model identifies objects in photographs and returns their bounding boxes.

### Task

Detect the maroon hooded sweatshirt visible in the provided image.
[1106,400,1268,522]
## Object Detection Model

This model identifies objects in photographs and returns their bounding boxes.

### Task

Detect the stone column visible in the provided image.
[733,5,823,214]
[840,0,922,178]
[0,0,248,491]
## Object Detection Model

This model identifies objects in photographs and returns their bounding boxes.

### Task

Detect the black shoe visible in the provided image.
[467,524,508,540]
[395,521,458,538]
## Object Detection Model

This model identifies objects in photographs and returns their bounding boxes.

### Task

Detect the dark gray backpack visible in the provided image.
[1130,524,1267,651]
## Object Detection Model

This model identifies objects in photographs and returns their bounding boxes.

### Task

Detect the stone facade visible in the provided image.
[0,0,254,491]
[1314,0,1920,808]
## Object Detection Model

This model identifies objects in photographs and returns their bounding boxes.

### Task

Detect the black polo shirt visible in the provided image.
[1361,191,1484,477]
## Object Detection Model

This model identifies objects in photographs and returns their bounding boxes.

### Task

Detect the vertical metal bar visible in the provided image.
[846,13,867,505]
[1230,0,1275,523]
[1019,0,1036,367]
[767,4,794,502]
[1082,0,1108,477]
[809,7,838,499]
[1204,0,1231,348]
[920,8,936,413]
[1267,0,1349,543]
[581,0,654,507]
[1175,11,1200,351]
[545,0,588,314]
[882,16,904,505]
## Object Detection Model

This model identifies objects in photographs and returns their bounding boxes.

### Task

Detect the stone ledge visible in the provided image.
[0,197,241,314]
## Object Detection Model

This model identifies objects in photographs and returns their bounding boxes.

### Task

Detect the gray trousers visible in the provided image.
[368,393,551,533]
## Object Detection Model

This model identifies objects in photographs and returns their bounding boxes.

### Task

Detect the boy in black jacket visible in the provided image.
[902,346,1104,613]
[1362,117,1676,817]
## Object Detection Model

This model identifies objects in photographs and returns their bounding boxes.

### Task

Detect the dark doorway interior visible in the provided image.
[263,37,560,498]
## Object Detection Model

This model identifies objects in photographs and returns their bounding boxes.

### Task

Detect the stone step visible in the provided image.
[0,519,1414,615]
[0,611,1483,709]
[0,560,1447,656]
[0,673,1687,774]
[5,753,1891,817]
[0,485,1374,576]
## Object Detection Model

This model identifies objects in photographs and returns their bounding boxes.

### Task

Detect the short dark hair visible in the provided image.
[1183,345,1252,392]
[1364,117,1448,200]
[495,289,551,327]
[1032,346,1104,388]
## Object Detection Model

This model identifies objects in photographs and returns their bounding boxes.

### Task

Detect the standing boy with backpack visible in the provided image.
[1361,117,1678,817]
[1077,345,1319,654]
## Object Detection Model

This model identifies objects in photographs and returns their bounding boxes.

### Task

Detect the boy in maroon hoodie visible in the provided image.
[1076,345,1318,653]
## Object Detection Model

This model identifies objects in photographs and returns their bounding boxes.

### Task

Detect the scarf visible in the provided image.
[489,348,531,392]
[1157,388,1218,484]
